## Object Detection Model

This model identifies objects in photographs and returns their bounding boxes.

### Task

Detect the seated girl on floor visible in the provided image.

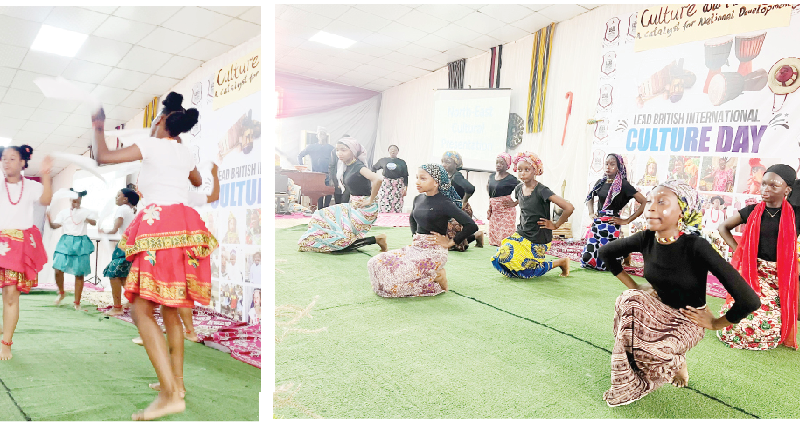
[491,152,572,279]
[368,163,477,297]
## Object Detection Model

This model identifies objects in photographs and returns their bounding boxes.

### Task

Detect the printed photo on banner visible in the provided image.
[245,208,261,245]
[245,250,261,286]
[210,280,219,311]
[220,282,245,322]
[221,209,245,244]
[699,156,738,192]
[245,286,261,325]
[210,248,220,280]
[219,109,261,162]
[736,157,777,194]
[667,155,700,188]
[222,246,245,285]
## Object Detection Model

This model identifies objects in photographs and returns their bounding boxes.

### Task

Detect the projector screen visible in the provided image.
[432,89,511,171]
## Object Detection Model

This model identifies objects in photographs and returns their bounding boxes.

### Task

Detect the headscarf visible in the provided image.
[336,137,367,189]
[497,152,512,169]
[657,179,703,235]
[420,163,462,207]
[512,152,543,175]
[731,163,798,349]
[585,154,627,210]
[442,151,463,170]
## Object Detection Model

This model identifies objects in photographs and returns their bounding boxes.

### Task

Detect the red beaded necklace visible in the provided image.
[70,208,83,225]
[4,177,24,205]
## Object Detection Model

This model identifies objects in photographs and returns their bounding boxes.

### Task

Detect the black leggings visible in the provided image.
[341,236,376,252]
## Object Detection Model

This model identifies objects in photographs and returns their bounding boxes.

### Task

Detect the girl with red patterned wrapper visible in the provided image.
[0,145,53,360]
[92,92,217,421]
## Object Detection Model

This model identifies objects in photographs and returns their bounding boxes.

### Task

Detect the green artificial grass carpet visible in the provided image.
[275,225,800,419]
[0,292,260,421]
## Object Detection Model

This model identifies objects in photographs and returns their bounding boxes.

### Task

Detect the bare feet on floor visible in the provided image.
[74,302,81,311]
[375,234,388,252]
[554,258,570,277]
[184,331,199,342]
[434,267,448,291]
[0,343,11,361]
[132,392,185,421]
[106,307,124,316]
[149,377,186,398]
[54,292,65,306]
[475,231,484,248]
[671,361,689,388]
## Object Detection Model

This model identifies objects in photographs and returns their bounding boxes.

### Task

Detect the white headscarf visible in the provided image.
[335,137,367,190]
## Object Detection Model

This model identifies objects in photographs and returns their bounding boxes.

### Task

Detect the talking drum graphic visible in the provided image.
[704,36,733,94]
[768,57,800,112]
[707,71,768,106]
[734,32,767,76]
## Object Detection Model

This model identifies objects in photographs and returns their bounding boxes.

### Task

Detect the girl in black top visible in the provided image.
[598,180,759,407]
[372,145,409,213]
[582,154,646,271]
[298,138,388,253]
[487,152,520,246]
[491,152,572,278]
[441,150,483,250]
[368,163,477,297]
[717,164,800,350]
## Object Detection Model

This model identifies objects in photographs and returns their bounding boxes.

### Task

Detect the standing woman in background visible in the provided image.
[487,152,519,246]
[0,145,52,360]
[298,137,388,253]
[373,145,409,213]
[582,154,646,271]
[93,92,216,420]
[441,151,483,251]
[101,188,139,316]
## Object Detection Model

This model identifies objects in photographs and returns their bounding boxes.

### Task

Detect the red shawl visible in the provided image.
[730,199,798,349]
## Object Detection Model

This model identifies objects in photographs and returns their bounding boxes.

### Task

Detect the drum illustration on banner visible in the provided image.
[735,32,767,76]
[703,36,734,93]
[636,59,697,107]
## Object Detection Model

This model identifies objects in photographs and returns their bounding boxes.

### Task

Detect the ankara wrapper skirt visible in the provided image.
[52,234,94,277]
[376,178,405,213]
[488,195,517,247]
[491,232,553,278]
[368,234,447,298]
[581,213,622,271]
[298,196,379,252]
[103,245,133,278]
[603,289,705,406]
[717,259,782,350]
[0,227,46,293]
[120,203,217,308]
[447,203,474,252]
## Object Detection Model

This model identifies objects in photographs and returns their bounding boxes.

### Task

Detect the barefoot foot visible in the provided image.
[475,231,484,248]
[106,307,124,316]
[671,361,689,387]
[132,392,185,421]
[184,330,199,342]
[555,258,570,277]
[375,234,388,252]
[73,302,81,311]
[149,381,186,398]
[0,343,11,361]
[434,267,448,291]
[54,292,65,306]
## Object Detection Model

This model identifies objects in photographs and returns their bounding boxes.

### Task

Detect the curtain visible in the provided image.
[276,71,380,119]
[447,59,466,89]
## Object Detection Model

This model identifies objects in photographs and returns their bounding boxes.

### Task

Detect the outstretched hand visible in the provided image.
[432,233,454,249]
[680,306,716,330]
[40,156,53,175]
[538,218,557,230]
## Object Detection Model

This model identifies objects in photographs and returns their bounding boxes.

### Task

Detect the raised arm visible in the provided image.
[39,156,53,206]
[92,108,143,165]
[206,164,220,203]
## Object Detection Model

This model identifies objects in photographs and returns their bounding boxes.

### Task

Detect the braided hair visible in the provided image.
[160,92,199,137]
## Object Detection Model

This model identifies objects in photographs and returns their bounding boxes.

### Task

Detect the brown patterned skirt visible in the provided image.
[447,203,473,252]
[603,289,705,406]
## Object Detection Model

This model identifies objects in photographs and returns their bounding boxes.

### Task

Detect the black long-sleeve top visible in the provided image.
[598,230,760,324]
[297,143,334,173]
[409,193,478,245]
[450,172,475,199]
[372,157,409,186]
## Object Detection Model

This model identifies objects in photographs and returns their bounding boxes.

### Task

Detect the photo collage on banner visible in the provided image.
[181,48,262,325]
[587,5,800,259]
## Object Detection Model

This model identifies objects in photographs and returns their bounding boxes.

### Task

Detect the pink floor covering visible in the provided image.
[549,239,728,299]
[97,305,261,369]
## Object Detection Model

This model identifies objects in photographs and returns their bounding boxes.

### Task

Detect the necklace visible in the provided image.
[766,208,780,218]
[70,209,83,225]
[656,231,683,244]
[4,177,24,205]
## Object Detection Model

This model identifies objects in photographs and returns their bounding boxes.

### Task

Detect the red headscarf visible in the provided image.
[730,199,798,349]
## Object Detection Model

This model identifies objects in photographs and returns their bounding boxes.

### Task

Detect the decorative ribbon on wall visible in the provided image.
[448,58,466,89]
[143,96,158,128]
[489,44,503,88]
[526,22,556,133]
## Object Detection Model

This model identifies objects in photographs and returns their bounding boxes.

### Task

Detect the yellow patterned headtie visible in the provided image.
[659,179,703,234]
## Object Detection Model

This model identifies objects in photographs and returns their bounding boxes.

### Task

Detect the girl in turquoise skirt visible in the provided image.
[100,188,139,316]
[47,189,97,310]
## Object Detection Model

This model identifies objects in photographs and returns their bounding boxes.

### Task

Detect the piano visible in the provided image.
[279,170,334,211]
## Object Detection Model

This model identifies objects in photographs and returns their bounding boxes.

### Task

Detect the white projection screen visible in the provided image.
[432,89,511,171]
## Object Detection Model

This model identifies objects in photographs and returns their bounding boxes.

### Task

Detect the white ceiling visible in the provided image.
[275,4,597,92]
[0,6,261,176]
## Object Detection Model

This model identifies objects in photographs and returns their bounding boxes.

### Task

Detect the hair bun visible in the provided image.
[182,108,199,130]
[162,92,184,112]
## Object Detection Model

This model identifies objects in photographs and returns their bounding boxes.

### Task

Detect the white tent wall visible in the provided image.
[276,94,382,169]
[375,4,647,237]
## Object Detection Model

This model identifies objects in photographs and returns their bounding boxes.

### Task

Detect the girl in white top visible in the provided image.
[100,188,140,316]
[93,92,217,421]
[47,190,98,310]
[0,144,53,360]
